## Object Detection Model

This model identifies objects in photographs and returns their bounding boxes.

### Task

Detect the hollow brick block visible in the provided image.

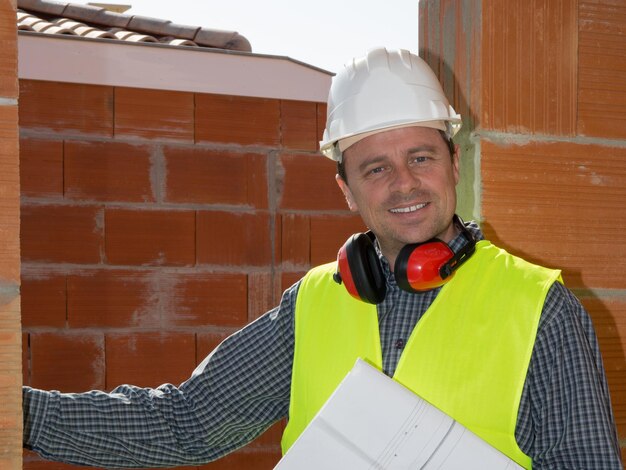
[164,147,268,208]
[278,153,344,210]
[280,99,318,151]
[21,275,66,328]
[196,448,281,470]
[281,271,306,293]
[30,332,105,392]
[67,270,158,328]
[64,140,153,202]
[165,272,248,328]
[310,215,366,266]
[197,211,272,266]
[196,331,232,364]
[195,93,280,146]
[105,332,196,389]
[481,139,626,290]
[316,103,327,149]
[580,296,626,439]
[0,105,20,282]
[19,137,63,197]
[280,213,310,266]
[0,4,17,99]
[19,80,113,136]
[114,87,194,141]
[21,205,103,264]
[105,209,195,266]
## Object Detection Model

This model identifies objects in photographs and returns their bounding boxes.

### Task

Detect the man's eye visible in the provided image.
[368,166,385,175]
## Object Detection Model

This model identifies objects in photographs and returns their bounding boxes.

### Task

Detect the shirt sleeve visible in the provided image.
[23,283,299,468]
[515,282,622,469]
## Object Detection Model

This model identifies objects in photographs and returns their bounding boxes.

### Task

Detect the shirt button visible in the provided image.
[395,339,405,350]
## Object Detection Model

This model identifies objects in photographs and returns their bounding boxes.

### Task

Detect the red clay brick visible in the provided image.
[281,271,306,292]
[481,1,577,135]
[195,93,280,146]
[280,99,318,151]
[21,275,66,328]
[317,103,327,150]
[310,215,366,266]
[23,450,98,469]
[0,105,20,282]
[65,140,153,202]
[280,213,310,266]
[278,153,345,210]
[67,270,159,328]
[105,209,195,266]
[581,296,626,436]
[578,2,626,140]
[0,2,17,99]
[165,147,268,208]
[22,332,29,386]
[30,332,104,392]
[0,105,18,165]
[166,272,248,328]
[248,272,275,321]
[105,332,196,388]
[196,331,232,364]
[196,447,281,470]
[197,211,272,266]
[19,138,63,197]
[21,205,103,264]
[19,80,113,136]
[481,140,626,290]
[114,87,194,141]
[246,420,285,449]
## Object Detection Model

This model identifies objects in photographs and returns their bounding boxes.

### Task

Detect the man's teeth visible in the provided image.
[390,203,427,213]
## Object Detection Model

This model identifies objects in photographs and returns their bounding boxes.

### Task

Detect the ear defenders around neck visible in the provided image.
[333,215,476,304]
[334,231,387,304]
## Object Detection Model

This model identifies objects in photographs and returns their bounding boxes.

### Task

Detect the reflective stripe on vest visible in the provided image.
[281,240,561,469]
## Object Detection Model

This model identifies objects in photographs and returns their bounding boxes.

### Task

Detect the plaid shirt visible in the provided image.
[23,223,622,469]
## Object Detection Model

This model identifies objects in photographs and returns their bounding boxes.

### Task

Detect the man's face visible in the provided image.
[336,126,460,266]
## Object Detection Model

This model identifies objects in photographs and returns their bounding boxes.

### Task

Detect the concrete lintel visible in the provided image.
[18,32,333,102]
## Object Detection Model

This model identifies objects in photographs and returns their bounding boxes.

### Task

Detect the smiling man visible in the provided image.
[23,48,622,470]
[335,126,459,266]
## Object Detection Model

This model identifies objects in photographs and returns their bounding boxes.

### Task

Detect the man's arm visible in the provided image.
[515,282,622,468]
[23,284,298,468]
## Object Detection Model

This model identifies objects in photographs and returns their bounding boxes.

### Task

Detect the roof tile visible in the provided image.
[16,0,252,52]
[63,4,131,28]
[193,28,251,51]
[18,0,67,16]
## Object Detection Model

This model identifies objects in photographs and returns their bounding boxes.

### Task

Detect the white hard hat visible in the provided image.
[320,48,462,161]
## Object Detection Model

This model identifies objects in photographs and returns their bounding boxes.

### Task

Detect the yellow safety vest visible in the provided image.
[282,240,561,469]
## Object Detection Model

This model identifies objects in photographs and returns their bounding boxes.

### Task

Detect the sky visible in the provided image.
[75,0,419,73]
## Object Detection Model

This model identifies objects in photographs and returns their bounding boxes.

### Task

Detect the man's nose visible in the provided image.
[391,164,420,194]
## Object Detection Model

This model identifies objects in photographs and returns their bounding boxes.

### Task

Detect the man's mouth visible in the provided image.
[389,202,428,213]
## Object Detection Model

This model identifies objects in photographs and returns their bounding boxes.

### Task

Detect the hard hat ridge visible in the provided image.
[320,47,462,162]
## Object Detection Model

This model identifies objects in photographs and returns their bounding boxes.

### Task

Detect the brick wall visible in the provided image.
[19,81,364,469]
[0,0,22,469]
[420,0,626,464]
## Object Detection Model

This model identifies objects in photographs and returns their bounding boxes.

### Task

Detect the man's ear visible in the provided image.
[335,174,358,212]
[452,144,461,185]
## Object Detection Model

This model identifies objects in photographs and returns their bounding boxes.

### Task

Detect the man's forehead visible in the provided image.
[343,126,445,157]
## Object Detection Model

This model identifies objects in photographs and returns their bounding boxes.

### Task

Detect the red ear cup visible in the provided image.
[336,216,477,299]
[395,240,455,292]
[335,232,386,304]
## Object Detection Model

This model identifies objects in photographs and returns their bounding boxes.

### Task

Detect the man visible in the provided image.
[23,48,622,469]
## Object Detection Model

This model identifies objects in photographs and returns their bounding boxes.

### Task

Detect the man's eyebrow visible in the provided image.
[358,155,387,173]
[407,145,438,154]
